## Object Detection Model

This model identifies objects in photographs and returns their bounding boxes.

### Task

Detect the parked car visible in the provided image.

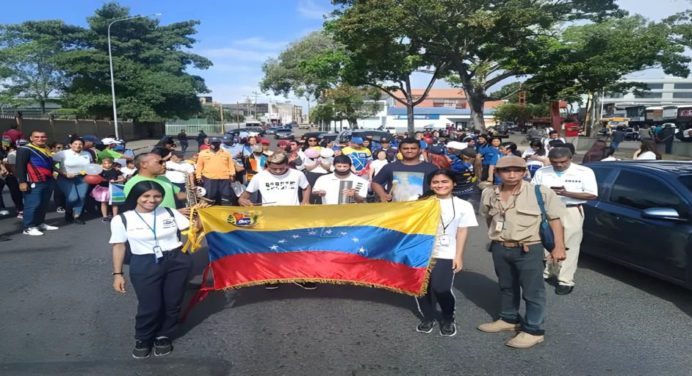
[318,133,339,145]
[274,128,294,139]
[582,161,692,289]
[337,130,393,144]
[623,127,640,141]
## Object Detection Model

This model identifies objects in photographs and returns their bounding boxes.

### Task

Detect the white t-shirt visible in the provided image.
[109,207,190,254]
[120,166,137,179]
[433,197,478,259]
[636,151,657,160]
[521,148,536,159]
[313,173,369,205]
[532,163,598,205]
[246,168,309,206]
[53,149,92,174]
[369,159,388,178]
[165,161,195,184]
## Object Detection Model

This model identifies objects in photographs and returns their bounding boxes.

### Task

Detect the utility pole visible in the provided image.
[218,103,225,133]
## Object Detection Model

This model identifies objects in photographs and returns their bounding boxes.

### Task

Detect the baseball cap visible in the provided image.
[260,138,270,145]
[81,135,100,144]
[495,156,526,169]
[430,145,445,155]
[209,137,221,143]
[101,137,121,145]
[350,136,364,144]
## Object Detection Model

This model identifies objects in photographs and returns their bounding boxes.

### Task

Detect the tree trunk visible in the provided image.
[406,99,415,135]
[467,92,486,131]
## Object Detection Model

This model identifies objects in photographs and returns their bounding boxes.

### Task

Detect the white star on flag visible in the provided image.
[358,246,366,255]
[270,245,279,251]
[278,239,286,244]
[308,231,317,235]
[340,232,348,236]
[292,234,301,239]
[351,237,359,243]
[325,229,332,234]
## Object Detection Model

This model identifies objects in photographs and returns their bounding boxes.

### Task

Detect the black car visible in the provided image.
[582,161,692,289]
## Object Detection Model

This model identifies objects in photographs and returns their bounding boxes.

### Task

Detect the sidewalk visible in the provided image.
[125,139,160,152]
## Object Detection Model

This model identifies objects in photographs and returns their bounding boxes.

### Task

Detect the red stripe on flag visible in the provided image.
[209,251,429,296]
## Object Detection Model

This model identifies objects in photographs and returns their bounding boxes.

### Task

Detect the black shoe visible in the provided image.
[153,336,173,357]
[440,320,457,337]
[265,283,280,290]
[132,340,152,359]
[416,320,435,334]
[555,285,574,295]
[295,282,317,290]
[74,218,86,225]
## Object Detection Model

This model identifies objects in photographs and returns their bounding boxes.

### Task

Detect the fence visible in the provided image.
[0,118,164,142]
[165,119,223,135]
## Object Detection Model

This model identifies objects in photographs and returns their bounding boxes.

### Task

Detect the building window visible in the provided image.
[605,92,624,98]
[634,92,662,99]
[673,92,692,99]
[674,83,692,90]
[645,83,664,90]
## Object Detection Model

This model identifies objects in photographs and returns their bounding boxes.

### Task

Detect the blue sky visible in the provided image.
[0,0,689,107]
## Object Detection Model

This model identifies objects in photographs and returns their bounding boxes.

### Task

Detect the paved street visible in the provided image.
[1,181,691,376]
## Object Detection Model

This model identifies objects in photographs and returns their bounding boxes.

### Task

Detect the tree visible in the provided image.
[493,103,549,124]
[323,84,381,129]
[525,15,691,133]
[260,31,341,122]
[0,21,81,113]
[330,0,448,134]
[57,2,211,121]
[333,0,621,130]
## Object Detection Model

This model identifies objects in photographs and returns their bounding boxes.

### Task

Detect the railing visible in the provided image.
[165,119,222,135]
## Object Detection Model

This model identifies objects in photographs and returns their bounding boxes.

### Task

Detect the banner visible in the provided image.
[189,200,440,296]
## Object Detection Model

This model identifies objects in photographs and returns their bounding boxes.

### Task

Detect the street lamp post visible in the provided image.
[107,13,161,139]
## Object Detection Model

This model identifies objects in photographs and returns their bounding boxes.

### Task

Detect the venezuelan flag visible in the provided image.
[193,199,440,296]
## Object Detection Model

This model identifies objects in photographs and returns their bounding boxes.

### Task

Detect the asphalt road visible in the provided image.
[1,134,691,375]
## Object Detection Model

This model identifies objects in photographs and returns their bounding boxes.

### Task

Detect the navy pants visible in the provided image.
[416,259,456,322]
[202,178,237,205]
[129,248,193,342]
[22,180,53,229]
[491,242,546,335]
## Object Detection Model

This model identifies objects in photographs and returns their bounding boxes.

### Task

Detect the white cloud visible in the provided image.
[297,0,329,20]
[232,37,289,51]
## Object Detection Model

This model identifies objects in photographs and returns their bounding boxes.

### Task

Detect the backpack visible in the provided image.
[118,207,181,265]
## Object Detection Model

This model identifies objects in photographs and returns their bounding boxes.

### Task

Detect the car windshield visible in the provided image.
[680,175,692,193]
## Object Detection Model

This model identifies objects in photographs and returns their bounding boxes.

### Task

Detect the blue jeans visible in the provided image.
[56,175,88,217]
[22,180,54,229]
[491,242,546,335]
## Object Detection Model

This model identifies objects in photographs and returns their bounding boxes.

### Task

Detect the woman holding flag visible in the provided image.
[110,180,193,359]
[416,169,477,337]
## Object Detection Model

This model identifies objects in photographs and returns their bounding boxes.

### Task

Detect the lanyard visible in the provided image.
[134,210,158,247]
[440,198,456,232]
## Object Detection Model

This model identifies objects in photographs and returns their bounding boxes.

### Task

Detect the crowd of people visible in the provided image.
[2,123,603,356]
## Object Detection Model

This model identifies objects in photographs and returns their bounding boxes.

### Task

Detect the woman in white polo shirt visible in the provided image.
[53,137,92,224]
[110,180,193,359]
[415,169,478,337]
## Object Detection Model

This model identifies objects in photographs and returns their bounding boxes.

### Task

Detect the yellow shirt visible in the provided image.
[196,149,235,180]
[480,182,566,243]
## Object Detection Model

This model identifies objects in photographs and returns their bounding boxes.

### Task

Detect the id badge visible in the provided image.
[495,221,504,232]
[153,246,164,260]
[439,234,450,246]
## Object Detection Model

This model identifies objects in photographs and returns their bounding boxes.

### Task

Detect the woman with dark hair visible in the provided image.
[499,142,521,157]
[634,140,661,160]
[53,137,92,224]
[110,180,193,359]
[581,140,608,164]
[416,169,477,337]
[523,140,549,178]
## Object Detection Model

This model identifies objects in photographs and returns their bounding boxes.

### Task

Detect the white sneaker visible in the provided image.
[38,224,59,231]
[23,227,44,236]
[0,209,9,216]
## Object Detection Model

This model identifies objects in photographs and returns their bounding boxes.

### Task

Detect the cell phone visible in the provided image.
[550,186,564,190]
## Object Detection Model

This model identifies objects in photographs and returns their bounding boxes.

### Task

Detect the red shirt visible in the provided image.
[564,123,580,137]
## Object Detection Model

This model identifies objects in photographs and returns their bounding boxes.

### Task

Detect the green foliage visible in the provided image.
[0,2,211,121]
[260,31,341,101]
[323,84,381,127]
[526,16,691,101]
[200,104,236,123]
[493,103,549,124]
[0,20,81,113]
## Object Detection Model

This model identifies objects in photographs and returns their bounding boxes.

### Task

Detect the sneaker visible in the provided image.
[56,207,65,214]
[153,336,173,357]
[295,282,317,290]
[555,285,574,295]
[16,211,23,219]
[416,320,435,334]
[74,218,86,225]
[505,332,545,349]
[265,283,280,290]
[38,223,59,231]
[102,217,112,223]
[23,227,44,236]
[0,209,9,216]
[440,320,457,337]
[132,340,152,359]
[477,319,520,333]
